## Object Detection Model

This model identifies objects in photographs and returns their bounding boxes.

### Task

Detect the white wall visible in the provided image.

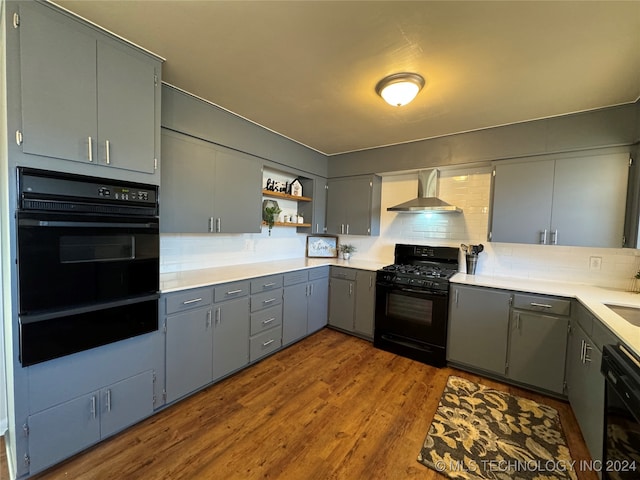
[161,165,640,291]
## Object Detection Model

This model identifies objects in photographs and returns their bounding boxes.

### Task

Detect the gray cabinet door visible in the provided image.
[507,311,568,394]
[447,285,511,375]
[283,283,309,346]
[165,307,213,403]
[99,370,154,438]
[326,176,381,236]
[160,130,215,233]
[491,160,555,244]
[326,178,351,234]
[328,277,355,331]
[28,392,101,474]
[312,177,327,234]
[347,177,376,236]
[567,321,605,464]
[354,271,375,339]
[307,277,329,333]
[551,153,628,247]
[213,297,250,380]
[213,147,262,233]
[97,41,157,173]
[19,2,97,163]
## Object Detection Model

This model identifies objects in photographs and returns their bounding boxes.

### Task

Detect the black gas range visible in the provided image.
[374,244,459,367]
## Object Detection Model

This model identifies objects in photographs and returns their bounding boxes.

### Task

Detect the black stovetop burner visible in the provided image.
[380,263,457,279]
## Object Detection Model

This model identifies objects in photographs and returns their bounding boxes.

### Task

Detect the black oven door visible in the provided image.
[601,344,640,480]
[17,210,159,366]
[374,280,449,366]
[17,211,159,314]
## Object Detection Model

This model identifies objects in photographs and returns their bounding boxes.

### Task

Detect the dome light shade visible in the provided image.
[375,73,425,106]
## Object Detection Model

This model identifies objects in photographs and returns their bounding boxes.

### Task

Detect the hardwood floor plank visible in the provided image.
[0,328,598,480]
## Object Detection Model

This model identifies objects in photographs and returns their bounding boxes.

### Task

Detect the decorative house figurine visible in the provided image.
[290,178,303,197]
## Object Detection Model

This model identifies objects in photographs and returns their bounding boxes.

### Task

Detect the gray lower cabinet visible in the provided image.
[326,175,382,236]
[28,370,154,474]
[18,1,161,175]
[328,267,375,340]
[249,277,283,361]
[282,267,330,346]
[212,295,250,380]
[566,302,617,470]
[449,285,572,395]
[507,294,571,394]
[448,285,511,375]
[490,152,629,247]
[160,129,262,234]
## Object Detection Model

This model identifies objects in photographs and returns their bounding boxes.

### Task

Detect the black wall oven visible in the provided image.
[17,168,160,366]
[374,244,459,367]
[601,343,640,480]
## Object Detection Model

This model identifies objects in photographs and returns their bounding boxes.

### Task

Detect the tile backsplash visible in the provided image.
[161,165,640,290]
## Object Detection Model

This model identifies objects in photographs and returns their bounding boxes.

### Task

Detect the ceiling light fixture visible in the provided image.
[375,72,425,107]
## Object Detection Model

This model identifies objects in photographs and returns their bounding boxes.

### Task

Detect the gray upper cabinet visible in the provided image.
[160,129,262,233]
[326,175,381,236]
[299,176,327,234]
[490,152,629,247]
[18,2,160,174]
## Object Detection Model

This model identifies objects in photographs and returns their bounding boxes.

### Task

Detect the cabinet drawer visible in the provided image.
[250,289,283,312]
[214,281,250,303]
[165,287,213,315]
[250,274,283,294]
[284,270,309,286]
[250,305,283,336]
[512,294,571,316]
[331,266,357,281]
[309,266,330,280]
[250,326,282,362]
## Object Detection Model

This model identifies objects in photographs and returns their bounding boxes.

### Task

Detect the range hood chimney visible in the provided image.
[387,169,462,213]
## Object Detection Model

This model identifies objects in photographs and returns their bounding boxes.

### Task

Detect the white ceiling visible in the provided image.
[54,0,640,156]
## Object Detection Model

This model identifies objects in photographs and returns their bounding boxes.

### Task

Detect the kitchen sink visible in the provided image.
[605,304,640,327]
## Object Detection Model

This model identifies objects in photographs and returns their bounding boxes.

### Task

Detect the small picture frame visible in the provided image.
[306,235,338,258]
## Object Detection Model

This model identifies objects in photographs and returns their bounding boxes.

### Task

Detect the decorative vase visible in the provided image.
[342,252,351,260]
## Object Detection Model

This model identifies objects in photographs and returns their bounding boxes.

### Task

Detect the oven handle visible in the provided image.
[18,219,158,229]
[376,282,448,297]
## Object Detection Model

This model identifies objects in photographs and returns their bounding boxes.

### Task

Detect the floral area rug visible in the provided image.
[418,376,577,480]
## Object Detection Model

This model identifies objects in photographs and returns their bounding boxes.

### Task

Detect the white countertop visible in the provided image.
[452,273,640,357]
[160,258,387,293]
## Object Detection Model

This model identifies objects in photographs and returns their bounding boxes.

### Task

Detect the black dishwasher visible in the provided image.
[600,343,640,479]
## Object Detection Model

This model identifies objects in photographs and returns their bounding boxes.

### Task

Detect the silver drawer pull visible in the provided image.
[262,317,275,325]
[262,339,275,347]
[263,282,276,288]
[530,302,552,309]
[263,298,276,304]
[226,289,243,295]
[182,297,203,305]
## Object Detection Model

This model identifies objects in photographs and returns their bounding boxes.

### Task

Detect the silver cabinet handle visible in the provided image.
[316,223,319,233]
[209,217,214,233]
[262,339,275,347]
[540,229,547,244]
[346,224,350,235]
[206,309,212,328]
[216,218,221,233]
[215,307,221,325]
[530,302,552,309]
[183,298,203,305]
[88,136,93,162]
[310,283,314,296]
[263,298,276,304]
[105,140,110,165]
[455,289,459,306]
[262,317,275,325]
[551,229,558,245]
[106,389,112,412]
[580,339,586,362]
[514,312,521,330]
[90,395,97,419]
[227,289,243,295]
[349,283,353,296]
[584,342,592,362]
[263,282,276,288]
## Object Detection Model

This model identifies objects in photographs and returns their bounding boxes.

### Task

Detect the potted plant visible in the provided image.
[263,203,282,236]
[339,243,357,260]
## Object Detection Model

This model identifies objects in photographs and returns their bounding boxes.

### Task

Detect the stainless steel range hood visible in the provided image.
[387,169,462,213]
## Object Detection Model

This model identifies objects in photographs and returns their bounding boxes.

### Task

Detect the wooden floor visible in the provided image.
[2,328,596,480]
